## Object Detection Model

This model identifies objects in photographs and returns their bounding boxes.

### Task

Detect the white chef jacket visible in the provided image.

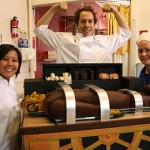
[34,25,132,63]
[0,76,21,150]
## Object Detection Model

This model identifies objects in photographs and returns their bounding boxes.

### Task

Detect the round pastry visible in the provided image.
[98,73,109,79]
[80,72,88,80]
[59,76,64,81]
[54,76,59,81]
[50,73,55,80]
[109,73,119,79]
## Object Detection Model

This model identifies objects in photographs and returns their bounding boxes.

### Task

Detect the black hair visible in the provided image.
[0,44,22,77]
[74,6,97,25]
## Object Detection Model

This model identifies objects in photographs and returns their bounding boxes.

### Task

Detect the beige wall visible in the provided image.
[131,0,150,51]
[0,0,28,45]
[136,1,150,31]
[0,0,34,98]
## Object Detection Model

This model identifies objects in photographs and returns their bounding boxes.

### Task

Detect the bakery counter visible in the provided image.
[21,111,150,150]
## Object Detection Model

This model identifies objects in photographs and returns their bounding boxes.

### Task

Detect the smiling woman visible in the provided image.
[0,44,22,150]
[0,44,22,80]
[136,32,150,85]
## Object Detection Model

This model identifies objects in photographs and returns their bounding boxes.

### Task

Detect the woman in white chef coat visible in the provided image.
[137,32,150,85]
[136,32,150,94]
[34,2,131,63]
[0,44,22,150]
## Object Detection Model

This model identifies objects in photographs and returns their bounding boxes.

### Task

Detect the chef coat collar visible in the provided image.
[0,76,15,87]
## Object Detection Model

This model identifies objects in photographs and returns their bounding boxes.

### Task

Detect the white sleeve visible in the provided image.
[105,27,132,53]
[34,25,63,49]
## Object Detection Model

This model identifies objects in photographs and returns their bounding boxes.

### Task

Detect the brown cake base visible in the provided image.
[43,89,150,120]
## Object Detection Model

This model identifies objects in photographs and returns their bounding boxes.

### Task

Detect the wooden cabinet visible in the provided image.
[21,112,150,150]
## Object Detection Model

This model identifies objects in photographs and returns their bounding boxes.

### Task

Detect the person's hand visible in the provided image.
[59,2,68,12]
[102,3,117,13]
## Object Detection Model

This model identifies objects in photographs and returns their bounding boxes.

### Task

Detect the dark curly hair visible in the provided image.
[74,6,97,25]
[0,44,22,77]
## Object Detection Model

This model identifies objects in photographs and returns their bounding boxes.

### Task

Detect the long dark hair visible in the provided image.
[0,44,22,77]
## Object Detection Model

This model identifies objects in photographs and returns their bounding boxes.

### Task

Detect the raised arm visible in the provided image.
[102,3,130,31]
[35,2,68,28]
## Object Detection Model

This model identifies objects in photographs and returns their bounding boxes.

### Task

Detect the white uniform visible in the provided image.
[34,25,131,63]
[0,76,21,150]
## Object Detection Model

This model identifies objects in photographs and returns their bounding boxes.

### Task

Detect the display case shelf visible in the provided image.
[24,63,145,96]
[42,63,122,80]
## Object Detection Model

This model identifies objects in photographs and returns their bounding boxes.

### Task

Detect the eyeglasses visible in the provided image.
[138,48,150,54]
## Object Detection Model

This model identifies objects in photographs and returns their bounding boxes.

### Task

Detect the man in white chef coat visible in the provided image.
[34,2,131,63]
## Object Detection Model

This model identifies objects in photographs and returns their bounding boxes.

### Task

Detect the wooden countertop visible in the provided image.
[21,111,150,135]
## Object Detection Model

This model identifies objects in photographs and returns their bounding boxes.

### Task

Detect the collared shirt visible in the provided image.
[34,25,131,63]
[0,76,21,150]
[139,66,150,84]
